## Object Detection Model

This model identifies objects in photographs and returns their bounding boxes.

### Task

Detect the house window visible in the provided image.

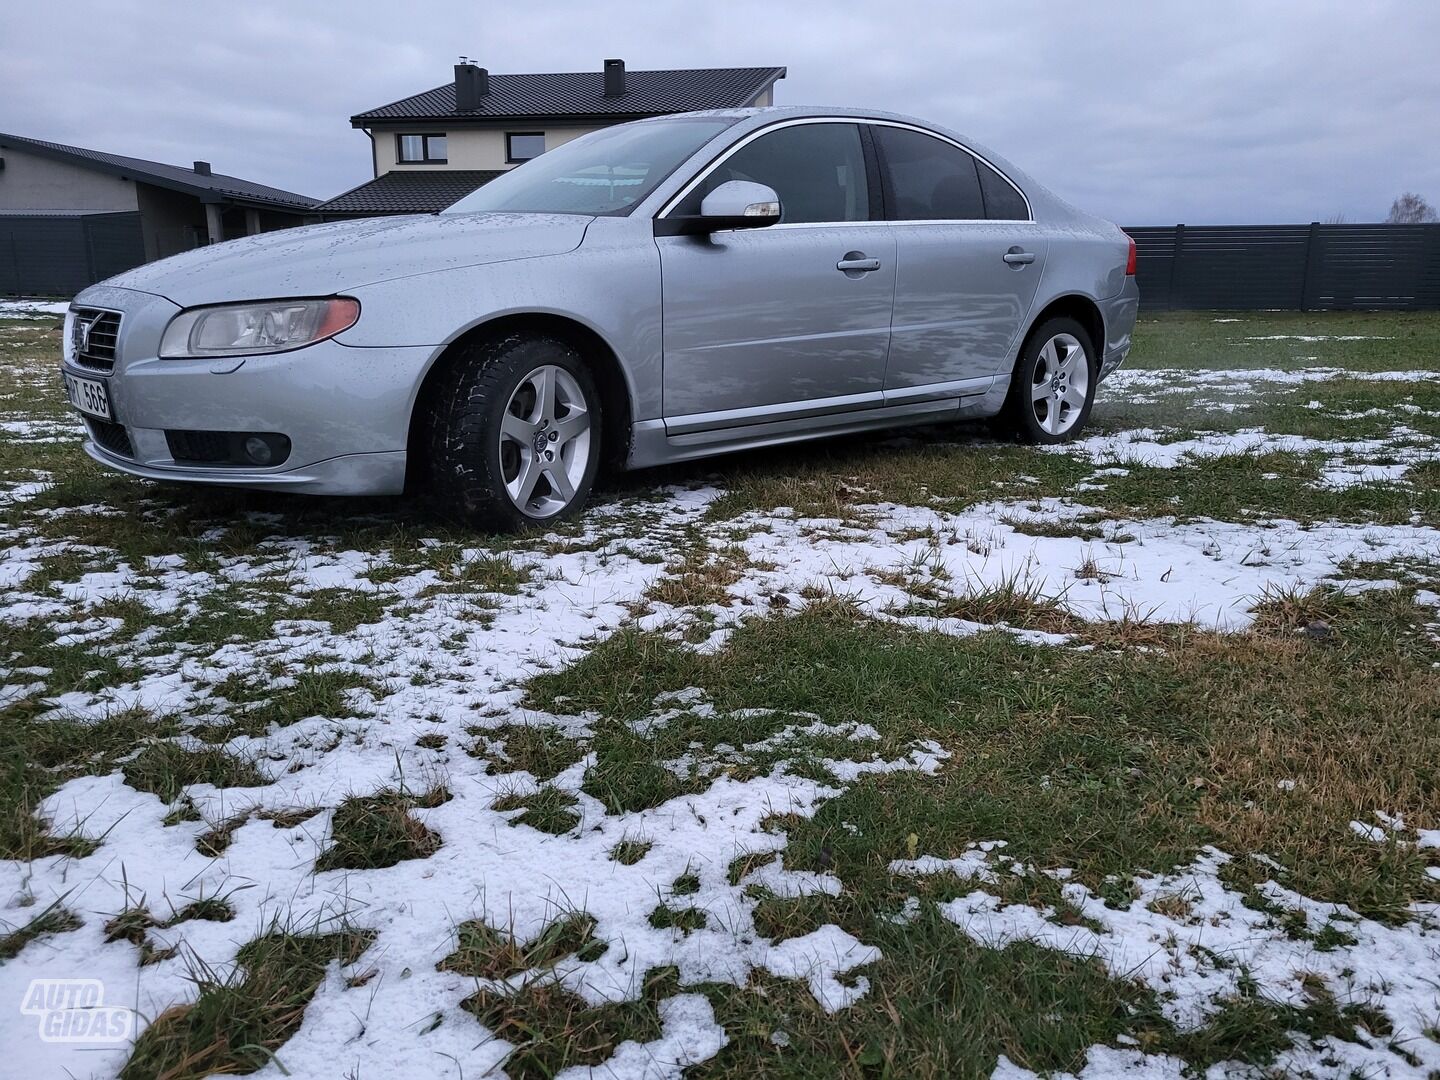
[397,134,447,164]
[506,132,546,163]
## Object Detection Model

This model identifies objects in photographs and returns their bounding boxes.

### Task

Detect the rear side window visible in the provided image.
[674,122,869,224]
[873,126,984,220]
[978,161,1029,220]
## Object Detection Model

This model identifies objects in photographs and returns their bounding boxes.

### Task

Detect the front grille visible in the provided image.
[71,308,122,373]
[86,417,133,458]
[165,429,230,463]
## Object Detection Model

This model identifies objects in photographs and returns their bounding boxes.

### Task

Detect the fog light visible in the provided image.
[244,435,275,465]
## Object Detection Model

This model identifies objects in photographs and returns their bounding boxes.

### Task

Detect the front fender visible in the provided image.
[336,218,663,421]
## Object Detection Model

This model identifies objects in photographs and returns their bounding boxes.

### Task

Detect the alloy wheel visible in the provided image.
[497,364,593,518]
[1030,332,1090,437]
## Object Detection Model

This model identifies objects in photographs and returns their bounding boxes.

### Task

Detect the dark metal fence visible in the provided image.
[0,212,146,298]
[1123,223,1440,311]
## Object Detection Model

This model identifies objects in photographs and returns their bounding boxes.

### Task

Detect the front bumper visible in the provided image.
[64,286,436,496]
[82,442,408,495]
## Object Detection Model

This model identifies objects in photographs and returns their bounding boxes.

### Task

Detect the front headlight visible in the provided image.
[159,298,360,358]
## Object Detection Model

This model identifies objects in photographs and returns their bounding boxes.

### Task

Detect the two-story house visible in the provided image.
[315,59,786,218]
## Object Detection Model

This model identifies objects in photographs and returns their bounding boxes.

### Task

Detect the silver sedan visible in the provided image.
[62,106,1138,530]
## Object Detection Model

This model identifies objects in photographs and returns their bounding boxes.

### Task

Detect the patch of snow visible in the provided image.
[708,501,1440,631]
[0,299,68,318]
[760,926,880,1012]
[1106,367,1437,393]
[921,845,1440,1076]
[1055,426,1435,488]
[993,1046,1187,1079]
[1244,334,1392,342]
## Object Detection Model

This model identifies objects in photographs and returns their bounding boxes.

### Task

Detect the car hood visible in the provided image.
[102,212,592,307]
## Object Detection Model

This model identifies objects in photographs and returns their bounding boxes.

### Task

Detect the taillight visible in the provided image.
[1124,233,1137,276]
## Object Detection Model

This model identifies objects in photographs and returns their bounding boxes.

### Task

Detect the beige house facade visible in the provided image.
[316,59,785,218]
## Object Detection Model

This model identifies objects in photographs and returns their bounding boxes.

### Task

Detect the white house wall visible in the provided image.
[372,126,604,175]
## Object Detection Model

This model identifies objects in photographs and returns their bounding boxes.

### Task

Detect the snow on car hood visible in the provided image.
[102,212,592,307]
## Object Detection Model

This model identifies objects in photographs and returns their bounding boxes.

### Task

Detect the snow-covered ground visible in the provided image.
[0,299,68,319]
[1,352,1438,1078]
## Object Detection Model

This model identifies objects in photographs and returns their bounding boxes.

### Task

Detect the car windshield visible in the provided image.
[442,117,738,217]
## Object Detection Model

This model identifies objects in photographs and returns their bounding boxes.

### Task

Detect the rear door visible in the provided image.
[656,121,896,429]
[870,123,1047,398]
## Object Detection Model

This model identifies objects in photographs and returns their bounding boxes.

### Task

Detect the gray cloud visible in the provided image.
[3,0,1436,224]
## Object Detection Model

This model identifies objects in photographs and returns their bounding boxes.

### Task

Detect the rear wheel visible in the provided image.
[994,317,1097,444]
[425,336,601,531]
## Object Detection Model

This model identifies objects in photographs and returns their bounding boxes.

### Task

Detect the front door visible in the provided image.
[869,124,1047,396]
[656,121,896,429]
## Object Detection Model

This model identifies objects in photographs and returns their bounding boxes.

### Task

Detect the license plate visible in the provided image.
[63,372,112,420]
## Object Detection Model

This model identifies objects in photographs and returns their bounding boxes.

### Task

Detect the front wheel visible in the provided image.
[994,317,1097,444]
[425,336,602,532]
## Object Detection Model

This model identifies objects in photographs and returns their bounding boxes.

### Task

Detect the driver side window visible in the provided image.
[675,123,870,225]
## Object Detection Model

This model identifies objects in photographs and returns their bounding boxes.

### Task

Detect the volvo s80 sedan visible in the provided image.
[62,107,1138,530]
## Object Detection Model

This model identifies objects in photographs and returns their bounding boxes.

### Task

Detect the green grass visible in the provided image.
[0,901,83,960]
[470,722,587,780]
[101,894,234,965]
[122,743,268,804]
[491,786,582,834]
[1125,310,1440,371]
[439,912,602,979]
[530,593,1439,919]
[609,837,652,865]
[1093,372,1440,441]
[202,667,382,739]
[648,905,708,933]
[314,785,448,872]
[462,967,681,1079]
[520,591,1437,1074]
[0,709,179,859]
[119,923,374,1080]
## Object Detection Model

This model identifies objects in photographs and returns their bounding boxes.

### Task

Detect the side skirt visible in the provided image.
[626,379,1009,470]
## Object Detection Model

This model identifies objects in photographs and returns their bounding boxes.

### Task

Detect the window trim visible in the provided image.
[656,116,1033,227]
[505,131,547,164]
[869,123,983,223]
[867,120,1032,224]
[396,132,448,165]
[657,117,876,226]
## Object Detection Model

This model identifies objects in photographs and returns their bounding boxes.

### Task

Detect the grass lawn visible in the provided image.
[0,308,1437,1079]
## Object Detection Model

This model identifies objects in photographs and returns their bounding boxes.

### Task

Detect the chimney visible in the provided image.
[455,62,488,111]
[193,161,211,176]
[603,58,626,98]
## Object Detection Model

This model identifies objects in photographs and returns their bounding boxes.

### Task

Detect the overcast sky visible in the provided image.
[3,0,1436,224]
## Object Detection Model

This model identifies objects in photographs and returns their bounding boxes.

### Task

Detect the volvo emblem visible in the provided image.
[74,313,96,356]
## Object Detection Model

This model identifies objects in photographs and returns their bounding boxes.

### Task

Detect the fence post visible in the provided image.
[4,229,18,296]
[1167,223,1185,310]
[1423,224,1440,311]
[1299,221,1321,312]
[83,218,99,292]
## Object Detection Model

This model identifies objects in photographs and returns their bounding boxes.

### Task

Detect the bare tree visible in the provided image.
[1323,212,1348,224]
[1386,192,1439,223]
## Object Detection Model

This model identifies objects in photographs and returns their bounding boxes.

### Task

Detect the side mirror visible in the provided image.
[654,180,782,236]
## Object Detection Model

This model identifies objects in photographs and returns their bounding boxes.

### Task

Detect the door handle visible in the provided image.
[1003,250,1036,266]
[837,255,881,272]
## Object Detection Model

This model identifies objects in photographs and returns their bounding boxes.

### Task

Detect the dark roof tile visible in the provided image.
[314,170,503,216]
[354,66,785,123]
[0,132,317,209]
